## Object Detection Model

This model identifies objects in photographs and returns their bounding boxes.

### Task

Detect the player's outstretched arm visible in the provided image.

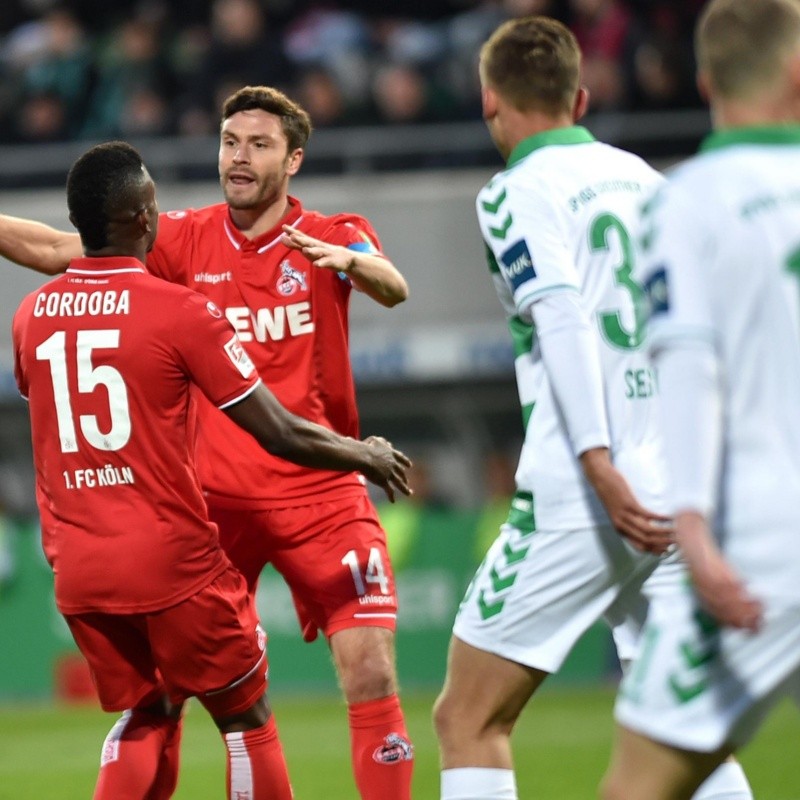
[674,511,763,631]
[0,214,81,275]
[224,383,412,501]
[281,224,409,307]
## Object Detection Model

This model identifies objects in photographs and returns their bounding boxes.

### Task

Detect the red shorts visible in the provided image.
[209,491,398,642]
[65,567,267,718]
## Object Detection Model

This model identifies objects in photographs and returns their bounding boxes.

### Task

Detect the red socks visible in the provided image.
[223,716,294,800]
[93,711,179,800]
[348,694,414,800]
[146,717,182,799]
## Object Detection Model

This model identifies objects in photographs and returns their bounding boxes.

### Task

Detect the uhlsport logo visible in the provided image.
[500,239,535,290]
[372,733,413,764]
[276,260,307,296]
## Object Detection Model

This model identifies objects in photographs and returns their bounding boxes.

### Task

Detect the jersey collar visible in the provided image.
[223,195,304,254]
[700,124,800,153]
[506,125,596,168]
[66,256,147,275]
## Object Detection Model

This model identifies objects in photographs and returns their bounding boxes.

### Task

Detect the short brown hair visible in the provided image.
[221,86,312,151]
[479,16,581,115]
[696,0,800,100]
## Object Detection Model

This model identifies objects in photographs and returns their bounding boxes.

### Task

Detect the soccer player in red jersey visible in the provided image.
[14,141,411,800]
[0,86,415,798]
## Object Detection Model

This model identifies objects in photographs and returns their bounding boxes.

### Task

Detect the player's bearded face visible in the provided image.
[219,110,294,210]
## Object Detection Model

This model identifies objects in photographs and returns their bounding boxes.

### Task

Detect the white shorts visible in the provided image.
[615,581,800,752]
[453,522,662,673]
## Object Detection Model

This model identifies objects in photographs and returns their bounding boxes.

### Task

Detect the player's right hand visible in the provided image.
[361,436,412,502]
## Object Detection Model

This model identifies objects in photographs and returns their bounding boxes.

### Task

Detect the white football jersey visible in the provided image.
[477,126,666,531]
[640,126,800,604]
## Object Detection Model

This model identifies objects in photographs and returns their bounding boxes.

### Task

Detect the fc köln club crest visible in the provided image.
[276,260,307,296]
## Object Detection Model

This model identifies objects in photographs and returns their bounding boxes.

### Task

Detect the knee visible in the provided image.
[339,648,396,702]
[432,688,477,749]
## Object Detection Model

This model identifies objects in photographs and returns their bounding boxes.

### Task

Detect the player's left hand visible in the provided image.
[282,225,356,273]
[361,435,413,503]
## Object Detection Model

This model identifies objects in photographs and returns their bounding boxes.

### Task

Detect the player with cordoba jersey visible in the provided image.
[0,85,414,800]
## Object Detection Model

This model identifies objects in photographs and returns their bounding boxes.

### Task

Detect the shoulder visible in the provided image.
[303,209,382,247]
[158,203,227,231]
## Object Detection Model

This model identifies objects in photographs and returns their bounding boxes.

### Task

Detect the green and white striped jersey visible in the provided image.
[477,126,666,531]
[640,126,800,604]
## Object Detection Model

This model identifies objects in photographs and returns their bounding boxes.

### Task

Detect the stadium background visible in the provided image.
[0,1,797,798]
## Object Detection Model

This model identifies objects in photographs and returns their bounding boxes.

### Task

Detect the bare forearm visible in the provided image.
[348,254,409,307]
[266,414,375,472]
[224,388,373,473]
[0,215,80,275]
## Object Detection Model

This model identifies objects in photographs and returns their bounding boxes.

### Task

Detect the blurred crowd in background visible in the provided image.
[0,0,706,145]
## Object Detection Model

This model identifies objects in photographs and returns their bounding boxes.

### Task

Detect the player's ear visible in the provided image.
[286,148,304,177]
[573,87,589,122]
[696,69,712,104]
[786,51,800,97]
[136,207,154,239]
[481,85,498,120]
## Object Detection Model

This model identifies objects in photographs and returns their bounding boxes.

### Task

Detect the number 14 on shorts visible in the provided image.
[342,548,390,595]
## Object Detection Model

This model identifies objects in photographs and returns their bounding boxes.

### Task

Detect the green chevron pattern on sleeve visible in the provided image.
[508,315,534,358]
[485,244,501,275]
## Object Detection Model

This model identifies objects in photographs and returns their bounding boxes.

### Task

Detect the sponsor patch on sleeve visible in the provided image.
[223,335,256,378]
[643,265,670,318]
[499,239,536,290]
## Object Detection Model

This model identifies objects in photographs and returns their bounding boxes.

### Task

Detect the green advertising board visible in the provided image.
[0,509,615,702]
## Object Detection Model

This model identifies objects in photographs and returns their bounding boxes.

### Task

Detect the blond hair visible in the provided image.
[696,0,800,100]
[479,16,581,115]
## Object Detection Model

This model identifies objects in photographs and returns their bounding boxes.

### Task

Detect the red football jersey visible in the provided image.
[13,256,261,614]
[146,196,380,507]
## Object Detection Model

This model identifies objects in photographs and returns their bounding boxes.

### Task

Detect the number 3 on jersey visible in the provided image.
[591,213,646,350]
[342,548,390,595]
[36,329,131,453]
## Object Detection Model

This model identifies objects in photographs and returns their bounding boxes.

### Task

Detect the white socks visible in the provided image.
[440,759,750,800]
[693,761,753,800]
[441,768,517,800]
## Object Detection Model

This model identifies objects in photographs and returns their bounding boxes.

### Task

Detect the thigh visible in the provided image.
[65,613,163,712]
[603,724,726,800]
[616,588,800,753]
[148,567,267,718]
[269,492,398,642]
[438,635,546,727]
[454,524,658,674]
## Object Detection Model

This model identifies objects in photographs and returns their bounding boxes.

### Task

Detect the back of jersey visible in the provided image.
[642,131,800,605]
[12,258,256,615]
[477,127,665,531]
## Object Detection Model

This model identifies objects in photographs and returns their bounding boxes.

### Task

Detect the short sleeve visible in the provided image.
[171,292,260,408]
[477,175,580,316]
[323,215,384,256]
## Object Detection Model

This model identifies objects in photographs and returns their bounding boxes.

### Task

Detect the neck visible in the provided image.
[711,95,800,129]
[499,112,575,160]
[229,196,291,240]
[83,245,146,261]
